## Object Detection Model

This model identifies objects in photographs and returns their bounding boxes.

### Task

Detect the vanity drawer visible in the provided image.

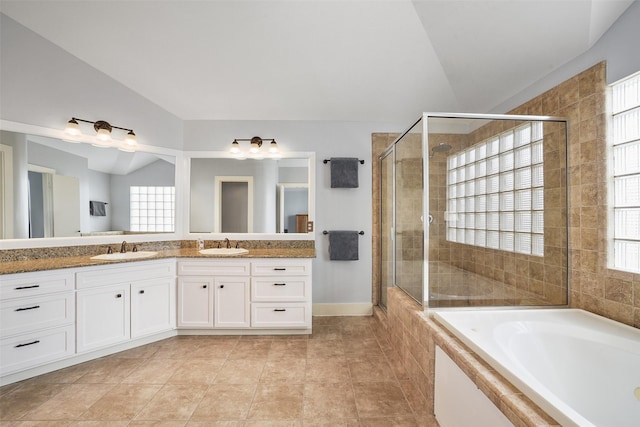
[251,302,311,328]
[77,260,175,289]
[0,271,74,300]
[251,277,310,302]
[251,260,311,276]
[178,260,250,276]
[0,292,75,337]
[0,325,75,375]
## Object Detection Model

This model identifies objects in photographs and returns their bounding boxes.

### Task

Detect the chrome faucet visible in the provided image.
[224,238,231,249]
[120,241,127,253]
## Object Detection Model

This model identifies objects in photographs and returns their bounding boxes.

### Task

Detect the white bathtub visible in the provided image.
[433,308,640,427]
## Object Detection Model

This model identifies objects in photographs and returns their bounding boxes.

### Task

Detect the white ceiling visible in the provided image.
[0,0,634,122]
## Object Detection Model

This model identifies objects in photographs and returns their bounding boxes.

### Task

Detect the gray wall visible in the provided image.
[492,0,640,113]
[0,14,183,150]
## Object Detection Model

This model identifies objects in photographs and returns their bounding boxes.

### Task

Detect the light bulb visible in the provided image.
[250,142,260,153]
[65,119,81,136]
[124,130,137,147]
[269,140,278,153]
[96,127,111,141]
[230,140,240,154]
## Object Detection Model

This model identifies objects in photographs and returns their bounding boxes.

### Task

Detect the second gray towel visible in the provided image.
[330,157,359,188]
[328,230,359,261]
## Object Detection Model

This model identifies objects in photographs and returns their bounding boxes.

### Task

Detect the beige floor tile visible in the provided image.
[359,416,419,426]
[25,363,92,385]
[0,383,67,421]
[228,340,272,359]
[308,325,342,340]
[343,339,384,359]
[190,384,256,420]
[189,340,238,359]
[399,381,430,417]
[268,340,308,359]
[342,324,375,340]
[352,382,412,418]
[302,383,357,419]
[306,340,345,359]
[8,423,72,427]
[301,419,359,427]
[121,359,182,384]
[76,358,145,384]
[260,359,306,383]
[152,341,202,359]
[110,343,160,359]
[248,384,304,420]
[0,382,23,398]
[245,421,303,427]
[304,358,350,383]
[134,384,207,421]
[414,415,440,427]
[69,422,129,426]
[214,359,266,384]
[128,422,187,427]
[21,384,114,421]
[185,421,244,427]
[79,384,161,421]
[385,350,411,382]
[348,356,397,383]
[166,358,225,384]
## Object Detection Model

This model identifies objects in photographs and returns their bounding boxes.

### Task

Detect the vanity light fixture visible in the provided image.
[230,136,280,159]
[64,117,137,151]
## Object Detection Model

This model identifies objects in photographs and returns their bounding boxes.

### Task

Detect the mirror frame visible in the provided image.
[184,151,316,241]
[0,120,184,249]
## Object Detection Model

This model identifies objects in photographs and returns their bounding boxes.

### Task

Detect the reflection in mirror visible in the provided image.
[0,130,176,239]
[190,158,309,234]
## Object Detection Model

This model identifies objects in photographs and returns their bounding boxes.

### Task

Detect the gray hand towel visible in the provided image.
[328,230,359,261]
[330,157,359,188]
[89,201,107,216]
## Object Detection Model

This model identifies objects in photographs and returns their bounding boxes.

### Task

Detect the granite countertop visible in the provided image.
[0,247,316,275]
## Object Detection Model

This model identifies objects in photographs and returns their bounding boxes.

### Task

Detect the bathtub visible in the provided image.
[433,308,640,427]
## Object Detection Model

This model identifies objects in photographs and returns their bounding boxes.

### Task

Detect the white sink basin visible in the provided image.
[91,251,158,260]
[199,248,249,256]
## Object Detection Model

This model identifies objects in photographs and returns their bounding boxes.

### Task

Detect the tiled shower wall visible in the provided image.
[372,61,640,327]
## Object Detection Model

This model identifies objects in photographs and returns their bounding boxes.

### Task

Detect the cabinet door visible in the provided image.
[131,277,175,338]
[177,277,214,328]
[214,276,250,328]
[77,284,130,353]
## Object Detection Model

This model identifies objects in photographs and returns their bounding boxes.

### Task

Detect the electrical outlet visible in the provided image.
[307,221,314,232]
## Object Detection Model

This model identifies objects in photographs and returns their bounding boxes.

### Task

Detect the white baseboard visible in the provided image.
[312,303,373,316]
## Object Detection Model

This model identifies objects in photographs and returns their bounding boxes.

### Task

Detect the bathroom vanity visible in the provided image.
[0,251,313,386]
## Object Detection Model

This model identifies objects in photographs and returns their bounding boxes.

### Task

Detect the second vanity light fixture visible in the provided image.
[65,117,137,152]
[230,136,280,159]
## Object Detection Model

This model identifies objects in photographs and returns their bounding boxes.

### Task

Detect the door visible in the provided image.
[177,277,214,328]
[131,277,175,338]
[52,174,80,237]
[77,284,130,353]
[215,176,253,233]
[214,276,250,328]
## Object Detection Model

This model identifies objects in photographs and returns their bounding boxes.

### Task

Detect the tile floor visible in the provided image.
[0,316,439,426]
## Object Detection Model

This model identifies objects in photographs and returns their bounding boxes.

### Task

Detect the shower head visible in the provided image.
[429,143,452,158]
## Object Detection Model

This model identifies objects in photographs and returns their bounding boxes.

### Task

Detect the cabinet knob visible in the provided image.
[116,293,122,298]
[274,308,286,312]
[139,290,145,294]
[274,268,287,271]
[220,285,224,289]
[274,283,286,286]
[202,285,207,289]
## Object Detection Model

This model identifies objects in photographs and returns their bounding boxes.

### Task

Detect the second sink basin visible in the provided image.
[91,251,158,260]
[199,248,249,256]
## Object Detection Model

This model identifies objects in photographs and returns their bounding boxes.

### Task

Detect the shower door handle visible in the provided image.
[428,214,434,224]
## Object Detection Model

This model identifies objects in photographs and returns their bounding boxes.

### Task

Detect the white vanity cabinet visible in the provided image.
[250,259,312,329]
[177,258,311,332]
[0,270,75,376]
[177,259,251,329]
[76,260,175,353]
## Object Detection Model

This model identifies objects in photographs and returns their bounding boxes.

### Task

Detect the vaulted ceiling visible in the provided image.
[0,0,634,122]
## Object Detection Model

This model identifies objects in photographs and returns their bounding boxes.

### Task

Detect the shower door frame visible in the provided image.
[422,112,569,309]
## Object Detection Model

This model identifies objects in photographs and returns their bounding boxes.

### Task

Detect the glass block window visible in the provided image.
[130,186,175,232]
[611,71,640,273]
[446,122,544,256]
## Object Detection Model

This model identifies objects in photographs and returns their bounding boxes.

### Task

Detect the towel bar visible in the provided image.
[323,159,364,164]
[323,230,364,235]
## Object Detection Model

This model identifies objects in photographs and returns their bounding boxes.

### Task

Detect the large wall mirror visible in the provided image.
[0,124,178,243]
[188,154,315,235]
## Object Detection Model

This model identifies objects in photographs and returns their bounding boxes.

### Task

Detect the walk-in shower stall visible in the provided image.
[379,113,568,309]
